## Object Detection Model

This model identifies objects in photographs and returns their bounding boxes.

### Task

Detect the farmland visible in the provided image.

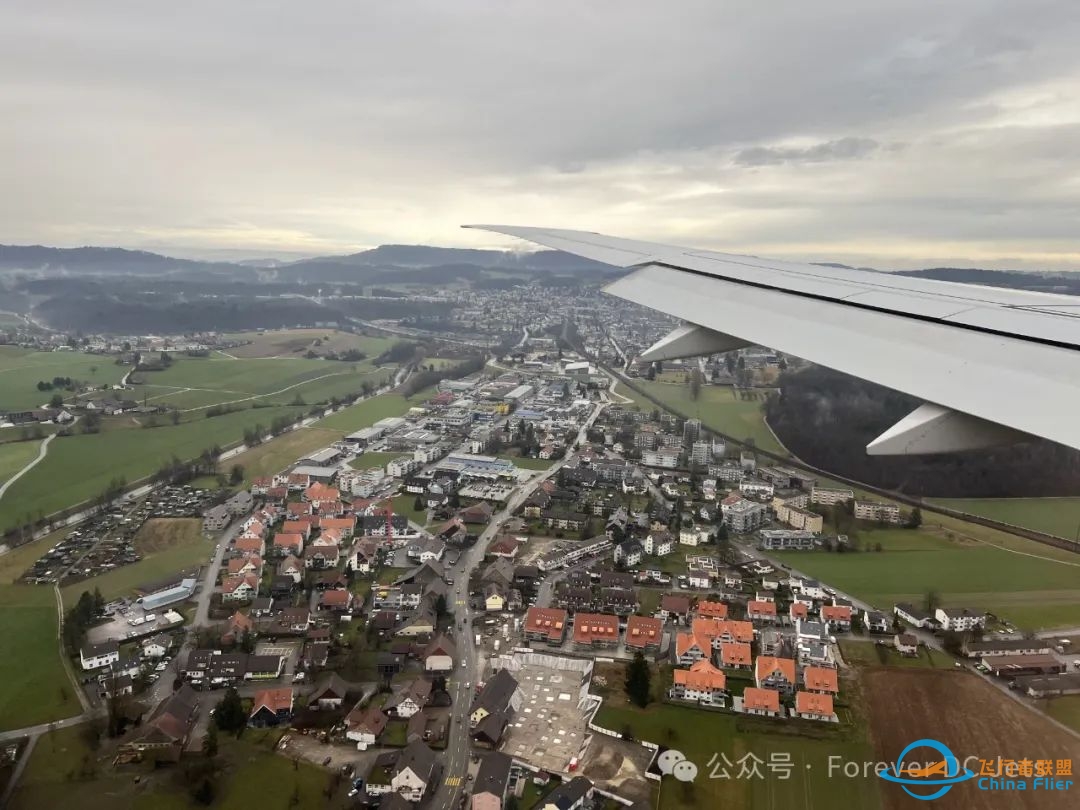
[838,640,955,669]
[223,426,341,484]
[929,496,1080,541]
[775,526,1080,630]
[61,519,211,603]
[0,405,300,534]
[594,701,881,810]
[125,354,389,412]
[316,389,433,434]
[0,346,126,411]
[349,451,400,470]
[221,329,397,360]
[632,380,786,454]
[0,439,42,486]
[863,669,1080,810]
[0,585,80,731]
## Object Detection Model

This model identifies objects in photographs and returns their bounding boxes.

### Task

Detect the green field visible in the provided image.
[224,426,340,484]
[61,519,213,603]
[222,329,397,360]
[1044,695,1080,735]
[126,354,388,412]
[497,453,554,471]
[392,494,428,525]
[0,405,300,533]
[11,726,343,810]
[776,527,1080,629]
[839,640,955,669]
[349,451,400,470]
[632,380,786,454]
[929,496,1080,541]
[0,346,126,411]
[0,439,42,486]
[594,702,880,809]
[316,391,425,434]
[0,585,80,731]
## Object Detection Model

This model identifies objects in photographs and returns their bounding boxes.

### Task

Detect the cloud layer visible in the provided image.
[2,0,1080,269]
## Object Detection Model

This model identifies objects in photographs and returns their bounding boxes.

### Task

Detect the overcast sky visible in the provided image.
[3,1,1080,269]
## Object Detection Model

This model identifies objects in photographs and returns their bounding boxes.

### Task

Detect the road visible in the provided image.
[0,430,60,503]
[431,394,609,810]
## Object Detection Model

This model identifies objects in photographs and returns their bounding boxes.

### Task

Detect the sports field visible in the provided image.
[0,405,299,534]
[594,702,880,810]
[61,518,211,603]
[0,585,80,731]
[776,526,1080,629]
[0,346,127,411]
[632,380,786,454]
[929,496,1080,541]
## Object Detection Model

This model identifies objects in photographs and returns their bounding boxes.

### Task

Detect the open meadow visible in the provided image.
[632,380,786,454]
[10,726,345,810]
[776,526,1080,629]
[0,405,300,534]
[0,346,126,412]
[221,329,397,360]
[0,585,80,731]
[929,496,1080,541]
[0,439,42,486]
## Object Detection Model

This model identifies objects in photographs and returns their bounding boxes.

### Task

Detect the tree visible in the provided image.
[214,687,246,733]
[413,495,424,512]
[435,594,448,617]
[924,589,941,615]
[907,506,922,528]
[203,723,218,759]
[624,652,652,708]
[49,392,64,408]
[229,465,245,485]
[688,369,703,401]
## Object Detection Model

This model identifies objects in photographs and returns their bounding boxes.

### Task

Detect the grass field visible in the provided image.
[349,451,400,470]
[62,519,212,603]
[0,405,300,534]
[633,380,786,454]
[0,439,42,486]
[222,329,397,360]
[126,353,388,413]
[839,640,955,669]
[316,391,424,434]
[0,585,80,731]
[929,496,1080,541]
[1044,695,1080,734]
[497,453,554,471]
[392,494,428,525]
[0,346,126,411]
[594,702,880,809]
[776,526,1080,629]
[223,426,340,484]
[11,726,343,810]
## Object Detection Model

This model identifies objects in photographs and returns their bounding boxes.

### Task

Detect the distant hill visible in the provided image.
[897,266,1080,295]
[0,244,240,276]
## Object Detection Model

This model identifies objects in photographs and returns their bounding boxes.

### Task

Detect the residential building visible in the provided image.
[308,673,349,710]
[524,607,569,646]
[643,530,675,557]
[963,639,1052,658]
[793,692,837,722]
[613,540,643,567]
[538,776,593,810]
[625,615,663,651]
[572,613,620,648]
[642,448,680,469]
[755,656,797,693]
[820,604,852,631]
[758,529,817,551]
[80,640,120,671]
[346,704,388,750]
[810,487,854,506]
[249,687,294,728]
[747,600,778,624]
[935,607,987,632]
[775,504,824,533]
[696,600,728,620]
[802,666,839,695]
[721,493,765,534]
[894,602,935,629]
[720,642,752,669]
[853,500,903,524]
[742,687,781,718]
[670,659,727,706]
[391,740,438,802]
[894,633,919,656]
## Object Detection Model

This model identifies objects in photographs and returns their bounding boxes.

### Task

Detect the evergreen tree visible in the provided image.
[214,687,246,733]
[624,652,652,708]
[203,723,218,759]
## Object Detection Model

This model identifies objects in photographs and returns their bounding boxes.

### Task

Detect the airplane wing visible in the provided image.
[463,224,1080,455]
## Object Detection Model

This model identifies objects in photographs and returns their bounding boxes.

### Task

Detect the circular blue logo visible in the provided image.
[878,739,977,801]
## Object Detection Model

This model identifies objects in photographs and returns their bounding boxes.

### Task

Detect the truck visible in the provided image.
[475,634,481,646]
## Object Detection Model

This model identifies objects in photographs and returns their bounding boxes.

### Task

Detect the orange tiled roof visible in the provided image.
[572,613,620,644]
[821,605,852,621]
[625,615,662,648]
[790,602,809,619]
[720,642,752,667]
[251,687,293,715]
[747,600,777,616]
[755,656,796,685]
[697,600,728,619]
[525,607,568,642]
[802,667,839,694]
[674,659,727,691]
[796,691,834,716]
[743,687,780,712]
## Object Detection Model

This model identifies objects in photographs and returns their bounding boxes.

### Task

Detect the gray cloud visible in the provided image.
[1,0,1080,269]
[733,137,882,167]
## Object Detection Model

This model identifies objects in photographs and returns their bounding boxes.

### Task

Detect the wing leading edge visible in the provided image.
[464,224,1080,454]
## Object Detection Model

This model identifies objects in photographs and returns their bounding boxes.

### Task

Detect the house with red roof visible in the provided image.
[747,600,778,624]
[696,600,728,620]
[671,659,728,706]
[801,666,839,696]
[524,607,569,646]
[249,687,294,727]
[222,573,258,602]
[793,691,837,722]
[624,615,663,652]
[755,656,797,694]
[820,604,853,631]
[742,687,782,717]
[720,641,753,670]
[272,532,304,557]
[572,613,620,649]
[233,536,265,556]
[319,588,354,614]
[789,602,809,623]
